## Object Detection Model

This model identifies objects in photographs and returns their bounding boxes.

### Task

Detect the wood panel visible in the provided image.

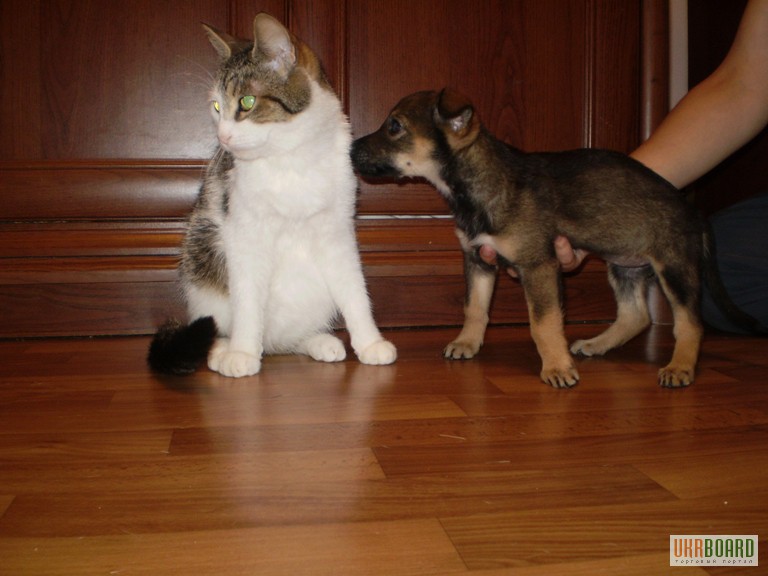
[0,218,617,337]
[0,163,201,220]
[348,0,590,215]
[585,0,641,150]
[0,0,658,337]
[11,1,221,161]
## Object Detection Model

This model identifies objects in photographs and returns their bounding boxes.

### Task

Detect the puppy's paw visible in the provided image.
[570,338,607,357]
[305,334,347,363]
[658,364,694,388]
[358,339,397,365]
[443,339,482,360]
[208,342,261,378]
[540,364,580,388]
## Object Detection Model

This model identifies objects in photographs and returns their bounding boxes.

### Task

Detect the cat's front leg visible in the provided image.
[332,275,397,366]
[322,232,397,366]
[211,221,272,378]
[216,289,266,378]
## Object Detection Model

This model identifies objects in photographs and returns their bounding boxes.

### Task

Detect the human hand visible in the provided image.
[553,235,588,273]
[478,236,588,277]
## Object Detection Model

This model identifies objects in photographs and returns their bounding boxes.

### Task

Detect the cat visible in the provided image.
[148,13,397,377]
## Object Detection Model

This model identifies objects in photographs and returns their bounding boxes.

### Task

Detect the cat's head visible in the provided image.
[203,14,331,159]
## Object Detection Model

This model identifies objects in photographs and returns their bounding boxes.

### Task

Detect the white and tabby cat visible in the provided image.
[148,13,396,377]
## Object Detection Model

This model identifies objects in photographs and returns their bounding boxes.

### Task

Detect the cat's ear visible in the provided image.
[202,23,243,60]
[252,13,296,77]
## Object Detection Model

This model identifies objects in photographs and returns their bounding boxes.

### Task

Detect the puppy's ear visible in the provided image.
[435,88,479,149]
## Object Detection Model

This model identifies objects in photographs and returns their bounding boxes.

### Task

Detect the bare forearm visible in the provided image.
[631,0,768,188]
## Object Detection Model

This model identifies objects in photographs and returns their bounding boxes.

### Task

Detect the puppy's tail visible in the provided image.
[147,316,218,375]
[702,228,766,335]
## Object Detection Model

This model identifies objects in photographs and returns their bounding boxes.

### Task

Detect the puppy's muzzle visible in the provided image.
[351,137,401,178]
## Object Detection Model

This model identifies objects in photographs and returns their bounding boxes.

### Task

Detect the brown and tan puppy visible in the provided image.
[352,89,758,388]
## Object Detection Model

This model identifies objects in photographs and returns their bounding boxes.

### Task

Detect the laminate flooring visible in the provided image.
[0,324,766,574]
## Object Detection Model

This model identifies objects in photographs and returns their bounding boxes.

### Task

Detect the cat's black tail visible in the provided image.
[147,317,218,375]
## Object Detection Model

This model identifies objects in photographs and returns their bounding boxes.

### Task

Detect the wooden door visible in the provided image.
[0,0,664,337]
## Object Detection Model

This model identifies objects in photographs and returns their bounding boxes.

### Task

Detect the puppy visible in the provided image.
[352,89,759,388]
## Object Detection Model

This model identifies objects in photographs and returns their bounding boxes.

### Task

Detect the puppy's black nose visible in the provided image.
[350,136,400,178]
[350,139,364,162]
[350,139,372,170]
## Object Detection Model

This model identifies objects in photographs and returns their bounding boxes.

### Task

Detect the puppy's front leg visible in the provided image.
[444,249,496,359]
[520,260,579,388]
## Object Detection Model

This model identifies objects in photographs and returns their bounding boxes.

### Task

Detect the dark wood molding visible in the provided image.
[638,0,673,324]
[640,0,671,141]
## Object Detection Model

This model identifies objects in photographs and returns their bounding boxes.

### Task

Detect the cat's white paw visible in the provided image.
[358,339,397,365]
[214,351,262,377]
[208,341,261,377]
[207,338,229,371]
[304,334,347,363]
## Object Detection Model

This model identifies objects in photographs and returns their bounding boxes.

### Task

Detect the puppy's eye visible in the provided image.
[387,117,404,136]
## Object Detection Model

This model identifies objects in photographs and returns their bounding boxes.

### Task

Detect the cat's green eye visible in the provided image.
[239,95,256,112]
[212,100,220,113]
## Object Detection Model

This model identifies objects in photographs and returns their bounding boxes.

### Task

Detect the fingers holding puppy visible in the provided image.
[478,236,588,277]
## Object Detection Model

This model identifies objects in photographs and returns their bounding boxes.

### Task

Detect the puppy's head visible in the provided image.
[351,88,480,191]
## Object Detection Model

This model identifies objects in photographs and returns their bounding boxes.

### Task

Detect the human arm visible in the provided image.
[539,0,768,270]
[630,0,768,187]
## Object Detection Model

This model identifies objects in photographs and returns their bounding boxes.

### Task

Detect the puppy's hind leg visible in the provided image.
[655,261,703,387]
[444,250,496,359]
[571,264,653,357]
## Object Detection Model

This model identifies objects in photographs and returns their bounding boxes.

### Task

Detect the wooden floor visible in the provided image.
[0,324,766,575]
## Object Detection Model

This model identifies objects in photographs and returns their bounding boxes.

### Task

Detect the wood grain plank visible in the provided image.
[0,390,115,433]
[107,389,467,429]
[427,554,710,576]
[0,465,672,537]
[0,430,173,461]
[0,449,384,495]
[167,402,768,459]
[635,448,768,500]
[440,497,767,570]
[0,495,14,518]
[372,425,768,478]
[0,519,466,576]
